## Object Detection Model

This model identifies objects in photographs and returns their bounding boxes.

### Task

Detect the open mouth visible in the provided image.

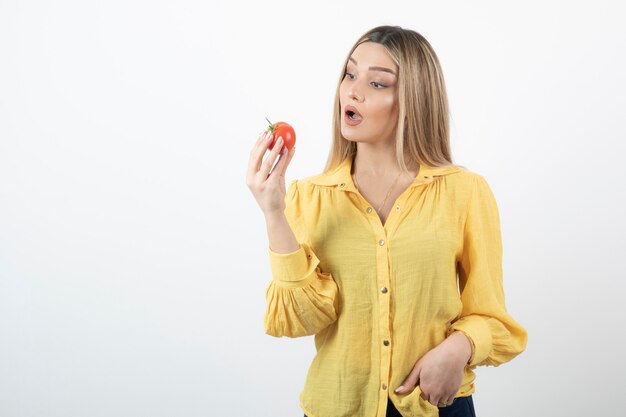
[345,109,363,120]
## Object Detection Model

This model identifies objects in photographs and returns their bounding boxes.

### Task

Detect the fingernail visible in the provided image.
[394,386,405,393]
[266,132,273,140]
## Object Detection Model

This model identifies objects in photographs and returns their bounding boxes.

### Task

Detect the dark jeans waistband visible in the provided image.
[303,395,476,417]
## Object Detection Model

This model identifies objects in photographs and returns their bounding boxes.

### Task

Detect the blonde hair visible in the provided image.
[323,25,456,174]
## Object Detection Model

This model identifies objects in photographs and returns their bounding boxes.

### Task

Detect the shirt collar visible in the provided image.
[307,155,463,192]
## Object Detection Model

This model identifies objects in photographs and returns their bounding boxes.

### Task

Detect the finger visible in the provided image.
[441,396,455,407]
[420,389,428,401]
[278,146,296,177]
[435,391,455,407]
[395,362,421,394]
[248,130,269,178]
[255,129,267,144]
[251,129,270,152]
[254,130,274,171]
[259,136,285,179]
[248,130,273,178]
[267,145,289,183]
[246,131,268,182]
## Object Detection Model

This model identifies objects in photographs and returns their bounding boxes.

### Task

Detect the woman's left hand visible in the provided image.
[394,331,472,407]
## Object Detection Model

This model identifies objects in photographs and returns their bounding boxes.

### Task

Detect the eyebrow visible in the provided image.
[348,57,397,76]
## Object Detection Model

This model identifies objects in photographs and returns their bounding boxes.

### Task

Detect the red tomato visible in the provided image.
[265,117,296,151]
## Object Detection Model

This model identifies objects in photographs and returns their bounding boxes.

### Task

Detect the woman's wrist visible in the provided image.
[444,331,473,365]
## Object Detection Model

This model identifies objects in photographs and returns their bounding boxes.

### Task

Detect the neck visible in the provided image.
[351,143,416,178]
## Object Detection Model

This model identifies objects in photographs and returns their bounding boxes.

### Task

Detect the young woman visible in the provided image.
[246,25,528,417]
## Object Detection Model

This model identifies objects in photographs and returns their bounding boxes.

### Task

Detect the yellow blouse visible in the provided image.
[263,156,528,417]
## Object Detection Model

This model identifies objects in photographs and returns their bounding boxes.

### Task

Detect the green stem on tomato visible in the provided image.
[265,117,276,132]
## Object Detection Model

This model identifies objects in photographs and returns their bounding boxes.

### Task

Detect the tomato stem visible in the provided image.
[265,116,276,132]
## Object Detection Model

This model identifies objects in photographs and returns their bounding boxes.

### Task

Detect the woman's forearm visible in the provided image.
[264,210,300,254]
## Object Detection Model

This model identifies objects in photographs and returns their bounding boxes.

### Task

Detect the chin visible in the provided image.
[340,129,358,142]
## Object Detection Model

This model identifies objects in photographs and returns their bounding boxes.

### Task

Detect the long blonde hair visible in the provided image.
[323,25,455,174]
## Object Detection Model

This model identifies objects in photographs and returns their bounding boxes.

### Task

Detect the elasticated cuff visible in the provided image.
[447,315,493,367]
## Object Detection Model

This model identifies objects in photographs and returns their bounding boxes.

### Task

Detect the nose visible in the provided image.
[347,82,364,102]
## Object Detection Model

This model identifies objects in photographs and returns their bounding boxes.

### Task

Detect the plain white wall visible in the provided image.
[1,0,624,416]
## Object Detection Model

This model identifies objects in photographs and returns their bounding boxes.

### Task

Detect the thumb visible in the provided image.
[395,361,421,394]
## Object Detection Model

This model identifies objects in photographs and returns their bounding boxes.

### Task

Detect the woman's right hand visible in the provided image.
[246,129,296,216]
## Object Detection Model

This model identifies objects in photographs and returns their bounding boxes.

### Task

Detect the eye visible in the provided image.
[344,72,387,89]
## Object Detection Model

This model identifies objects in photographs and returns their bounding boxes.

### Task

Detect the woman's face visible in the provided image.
[339,41,399,145]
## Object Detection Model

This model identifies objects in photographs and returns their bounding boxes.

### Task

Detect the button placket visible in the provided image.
[357,186,393,412]
[375,227,391,408]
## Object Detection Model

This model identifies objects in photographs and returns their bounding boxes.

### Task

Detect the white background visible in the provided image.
[1,1,625,416]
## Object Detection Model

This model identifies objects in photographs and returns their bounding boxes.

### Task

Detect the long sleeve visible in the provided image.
[447,175,528,368]
[264,180,340,338]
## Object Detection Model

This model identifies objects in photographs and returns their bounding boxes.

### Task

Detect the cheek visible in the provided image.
[374,93,398,116]
[383,91,397,106]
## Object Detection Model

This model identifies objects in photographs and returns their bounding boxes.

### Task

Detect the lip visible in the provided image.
[344,105,363,118]
[344,112,362,126]
[344,105,363,126]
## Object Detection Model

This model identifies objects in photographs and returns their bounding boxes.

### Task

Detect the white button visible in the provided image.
[366,207,373,213]
[381,287,388,293]
[396,206,400,210]
[379,239,385,246]
[382,383,387,390]
[339,182,345,187]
